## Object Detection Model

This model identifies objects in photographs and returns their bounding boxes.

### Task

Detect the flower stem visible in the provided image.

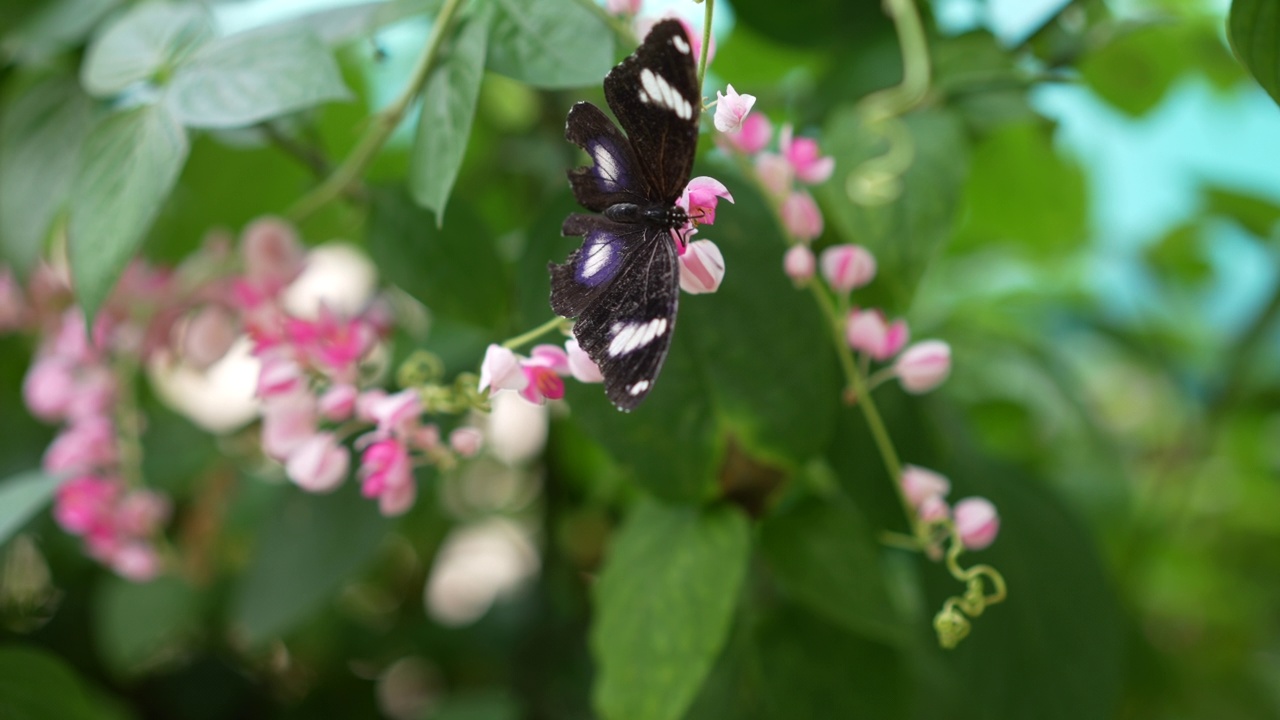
[286,0,468,222]
[697,0,714,89]
[503,316,570,350]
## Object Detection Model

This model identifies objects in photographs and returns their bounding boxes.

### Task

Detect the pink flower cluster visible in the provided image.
[478,341,603,405]
[901,465,1000,552]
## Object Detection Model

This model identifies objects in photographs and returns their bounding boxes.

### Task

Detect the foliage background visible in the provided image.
[2,0,1280,718]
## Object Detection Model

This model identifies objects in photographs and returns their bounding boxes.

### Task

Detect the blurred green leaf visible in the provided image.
[730,0,892,48]
[1232,0,1280,106]
[267,0,441,46]
[69,103,189,320]
[592,501,750,720]
[166,28,351,129]
[94,575,199,677]
[429,690,520,720]
[1084,22,1240,116]
[411,5,492,222]
[369,188,509,328]
[0,645,100,720]
[0,75,92,275]
[1144,222,1213,286]
[230,483,390,646]
[80,1,213,97]
[1204,185,1280,236]
[0,472,60,548]
[821,108,969,313]
[486,0,612,89]
[0,0,119,67]
[759,494,902,644]
[934,32,1038,133]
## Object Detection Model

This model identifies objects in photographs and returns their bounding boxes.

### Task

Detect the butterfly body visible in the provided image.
[549,20,701,411]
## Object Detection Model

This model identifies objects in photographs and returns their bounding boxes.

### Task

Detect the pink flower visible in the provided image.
[606,0,642,14]
[529,344,570,375]
[368,389,422,438]
[44,418,118,475]
[781,190,825,242]
[408,423,441,451]
[478,344,528,394]
[722,113,772,155]
[918,495,950,524]
[901,465,950,508]
[285,433,350,492]
[895,340,951,394]
[53,475,119,535]
[182,305,238,370]
[819,244,875,292]
[378,477,417,516]
[257,355,305,398]
[754,152,793,197]
[954,497,999,550]
[845,309,908,361]
[678,176,734,227]
[318,383,358,421]
[110,542,161,582]
[449,427,484,457]
[519,353,567,405]
[565,340,603,383]
[359,439,415,515]
[241,217,305,295]
[114,490,171,536]
[678,239,726,294]
[780,126,835,185]
[23,356,77,422]
[0,267,26,332]
[261,391,317,460]
[783,245,815,284]
[67,365,117,422]
[355,389,387,423]
[714,85,756,133]
[286,306,378,380]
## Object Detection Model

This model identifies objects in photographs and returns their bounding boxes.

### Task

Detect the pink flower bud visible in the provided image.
[257,355,305,398]
[261,391,317,460]
[917,495,950,524]
[409,423,441,451]
[355,389,386,423]
[721,112,772,155]
[819,244,875,292]
[359,439,415,516]
[679,239,726,294]
[318,383,358,421]
[754,152,793,198]
[781,127,836,185]
[783,245,815,284]
[678,176,734,227]
[111,542,161,582]
[182,306,238,370]
[369,389,422,437]
[378,478,417,517]
[53,475,119,535]
[781,190,824,242]
[478,344,528,394]
[241,217,305,294]
[286,432,351,492]
[900,464,950,508]
[845,309,909,361]
[565,340,604,383]
[954,497,999,550]
[23,356,77,422]
[115,490,171,536]
[895,340,951,394]
[44,417,118,475]
[713,84,756,133]
[449,427,484,457]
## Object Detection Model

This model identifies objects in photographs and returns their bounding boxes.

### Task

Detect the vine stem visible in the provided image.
[503,316,570,350]
[286,0,468,222]
[696,0,714,89]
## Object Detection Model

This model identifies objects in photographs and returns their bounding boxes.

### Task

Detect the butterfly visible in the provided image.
[548,19,701,412]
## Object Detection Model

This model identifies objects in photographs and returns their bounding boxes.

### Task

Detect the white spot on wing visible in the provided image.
[638,68,692,120]
[628,380,651,396]
[581,241,613,279]
[607,318,669,357]
[672,36,689,54]
[592,144,621,186]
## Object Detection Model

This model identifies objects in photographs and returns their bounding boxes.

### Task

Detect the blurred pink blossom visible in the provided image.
[901,465,951,508]
[679,239,726,294]
[783,245,815,284]
[722,113,772,155]
[182,305,238,369]
[845,309,908,361]
[678,176,734,227]
[241,216,305,295]
[781,191,824,242]
[819,244,875,292]
[565,340,603,384]
[954,497,1000,550]
[754,153,793,198]
[478,344,528,394]
[261,391,318,460]
[318,383,358,421]
[714,85,756,133]
[449,427,484,457]
[23,356,76,422]
[43,417,118,476]
[895,340,951,394]
[780,126,835,185]
[286,433,350,492]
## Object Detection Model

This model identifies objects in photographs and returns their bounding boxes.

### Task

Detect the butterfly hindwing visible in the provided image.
[565,102,648,211]
[603,19,700,203]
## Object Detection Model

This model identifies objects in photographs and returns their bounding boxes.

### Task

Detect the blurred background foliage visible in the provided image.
[2,0,1280,718]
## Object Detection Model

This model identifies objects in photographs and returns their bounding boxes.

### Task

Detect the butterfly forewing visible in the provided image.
[565,102,649,211]
[603,19,701,202]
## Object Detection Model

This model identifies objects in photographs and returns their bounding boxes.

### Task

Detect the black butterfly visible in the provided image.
[549,19,701,411]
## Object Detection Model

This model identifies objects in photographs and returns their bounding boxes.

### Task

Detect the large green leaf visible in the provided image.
[0,645,100,720]
[0,76,92,275]
[411,5,492,222]
[93,575,200,677]
[591,501,750,720]
[758,493,903,644]
[166,28,350,129]
[230,483,390,646]
[486,0,613,89]
[1084,22,1241,117]
[80,1,213,97]
[0,472,61,548]
[68,103,189,320]
[1,0,119,68]
[368,188,509,328]
[820,108,969,313]
[1232,0,1280,107]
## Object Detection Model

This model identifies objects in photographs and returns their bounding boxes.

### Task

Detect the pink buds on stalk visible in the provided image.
[819,244,875,293]
[895,340,952,394]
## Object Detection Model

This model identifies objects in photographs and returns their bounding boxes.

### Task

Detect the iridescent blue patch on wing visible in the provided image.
[588,138,629,193]
[577,229,624,286]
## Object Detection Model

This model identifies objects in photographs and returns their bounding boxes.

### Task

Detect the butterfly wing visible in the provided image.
[602,19,701,203]
[565,102,649,211]
[549,216,679,411]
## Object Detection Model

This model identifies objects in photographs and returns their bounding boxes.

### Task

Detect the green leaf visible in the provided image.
[0,472,61,548]
[94,575,199,677]
[487,0,613,89]
[428,690,520,720]
[411,5,492,222]
[268,0,442,47]
[1204,185,1280,236]
[166,28,351,129]
[80,1,213,97]
[0,645,100,720]
[68,103,189,320]
[1232,0,1280,107]
[591,501,750,720]
[758,494,903,643]
[0,76,93,275]
[820,108,969,313]
[1085,22,1241,117]
[1,0,120,67]
[368,188,509,328]
[230,483,390,646]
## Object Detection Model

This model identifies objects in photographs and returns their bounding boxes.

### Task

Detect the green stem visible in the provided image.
[286,0,467,222]
[503,316,569,350]
[113,358,144,488]
[697,0,714,89]
[860,0,930,123]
